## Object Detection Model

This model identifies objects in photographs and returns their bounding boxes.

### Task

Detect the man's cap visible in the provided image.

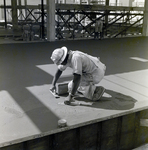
[51,46,68,65]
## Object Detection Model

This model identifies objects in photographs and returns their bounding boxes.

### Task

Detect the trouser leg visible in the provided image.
[68,73,96,99]
[68,66,106,100]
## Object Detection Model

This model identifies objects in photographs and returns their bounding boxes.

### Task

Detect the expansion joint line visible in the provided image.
[104,77,148,98]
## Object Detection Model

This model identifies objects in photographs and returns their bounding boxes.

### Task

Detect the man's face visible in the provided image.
[61,60,67,65]
[60,54,68,65]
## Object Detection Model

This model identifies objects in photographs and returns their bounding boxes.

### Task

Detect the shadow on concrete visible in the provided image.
[0,36,147,133]
[0,43,62,133]
[7,88,60,132]
[74,89,137,110]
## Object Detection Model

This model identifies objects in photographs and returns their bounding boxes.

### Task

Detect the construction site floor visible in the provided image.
[0,36,148,148]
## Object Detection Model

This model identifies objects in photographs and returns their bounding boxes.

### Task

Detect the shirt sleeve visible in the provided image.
[58,65,67,71]
[72,54,82,75]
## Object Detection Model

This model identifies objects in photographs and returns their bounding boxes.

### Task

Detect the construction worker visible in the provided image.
[50,46,106,105]
[94,19,103,39]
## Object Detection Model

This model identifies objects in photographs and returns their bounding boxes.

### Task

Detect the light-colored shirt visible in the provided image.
[58,50,98,75]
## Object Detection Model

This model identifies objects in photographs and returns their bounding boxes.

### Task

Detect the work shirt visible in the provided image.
[58,50,98,75]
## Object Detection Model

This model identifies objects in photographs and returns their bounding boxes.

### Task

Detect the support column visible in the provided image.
[41,0,45,39]
[143,0,148,36]
[24,0,27,17]
[4,0,7,29]
[11,0,18,31]
[46,0,55,41]
[105,0,109,26]
[18,0,22,21]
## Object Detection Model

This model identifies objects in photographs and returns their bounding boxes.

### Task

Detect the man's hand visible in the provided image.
[64,93,81,106]
[50,85,56,93]
[51,69,62,92]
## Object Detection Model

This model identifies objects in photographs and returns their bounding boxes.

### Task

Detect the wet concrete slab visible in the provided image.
[0,37,148,147]
[0,69,148,147]
[133,143,148,150]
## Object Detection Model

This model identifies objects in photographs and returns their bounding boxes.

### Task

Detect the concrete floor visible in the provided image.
[0,37,148,147]
[133,143,148,150]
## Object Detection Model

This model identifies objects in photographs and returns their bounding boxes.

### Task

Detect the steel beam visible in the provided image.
[41,0,45,39]
[3,0,7,29]
[56,4,144,11]
[143,0,148,36]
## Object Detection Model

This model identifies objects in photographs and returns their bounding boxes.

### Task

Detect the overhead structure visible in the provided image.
[54,3,144,40]
[0,0,146,41]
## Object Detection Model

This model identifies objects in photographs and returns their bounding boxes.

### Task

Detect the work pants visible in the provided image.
[68,65,106,99]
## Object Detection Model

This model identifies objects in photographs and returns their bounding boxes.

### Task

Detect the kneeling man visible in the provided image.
[50,46,106,104]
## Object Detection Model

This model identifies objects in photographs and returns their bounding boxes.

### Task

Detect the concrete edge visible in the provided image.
[1,105,148,148]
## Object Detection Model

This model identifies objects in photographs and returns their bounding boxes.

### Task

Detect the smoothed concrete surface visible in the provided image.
[133,143,148,150]
[0,37,148,147]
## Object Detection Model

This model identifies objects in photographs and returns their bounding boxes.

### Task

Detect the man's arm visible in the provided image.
[70,73,81,96]
[65,73,81,102]
[51,69,62,91]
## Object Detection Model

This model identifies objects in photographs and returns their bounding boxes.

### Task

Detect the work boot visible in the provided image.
[92,86,105,101]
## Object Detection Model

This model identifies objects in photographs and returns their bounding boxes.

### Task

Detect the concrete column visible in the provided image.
[143,0,148,36]
[4,0,7,29]
[11,0,18,31]
[41,0,45,39]
[24,0,27,17]
[46,0,55,41]
[105,0,109,26]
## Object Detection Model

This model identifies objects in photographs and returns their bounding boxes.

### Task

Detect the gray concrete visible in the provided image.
[133,143,148,150]
[0,37,148,147]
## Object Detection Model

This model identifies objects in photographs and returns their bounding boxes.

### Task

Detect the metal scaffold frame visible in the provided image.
[55,4,144,40]
[0,2,144,41]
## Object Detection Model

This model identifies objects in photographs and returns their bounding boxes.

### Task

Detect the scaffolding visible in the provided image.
[0,0,144,41]
[55,4,143,39]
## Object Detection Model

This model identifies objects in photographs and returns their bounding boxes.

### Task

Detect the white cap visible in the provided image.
[51,46,68,65]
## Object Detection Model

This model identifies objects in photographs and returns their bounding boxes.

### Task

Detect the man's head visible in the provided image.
[51,46,68,65]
